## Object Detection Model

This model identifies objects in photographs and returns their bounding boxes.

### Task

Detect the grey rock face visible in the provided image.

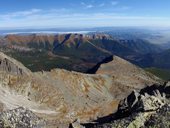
[0,57,23,75]
[118,85,167,114]
[118,90,140,114]
[0,52,31,76]
[0,107,45,128]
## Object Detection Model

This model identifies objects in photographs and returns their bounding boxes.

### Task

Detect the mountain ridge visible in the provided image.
[0,52,161,127]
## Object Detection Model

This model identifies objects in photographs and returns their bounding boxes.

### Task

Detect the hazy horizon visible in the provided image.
[1,0,170,29]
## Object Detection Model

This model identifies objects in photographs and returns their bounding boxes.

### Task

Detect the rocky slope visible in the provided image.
[95,56,161,93]
[0,52,161,127]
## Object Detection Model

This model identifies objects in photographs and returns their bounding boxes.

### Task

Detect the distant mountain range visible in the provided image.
[0,33,168,75]
[160,42,170,49]
[132,49,170,69]
[0,34,112,72]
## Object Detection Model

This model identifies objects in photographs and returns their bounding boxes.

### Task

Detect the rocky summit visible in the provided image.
[0,51,162,128]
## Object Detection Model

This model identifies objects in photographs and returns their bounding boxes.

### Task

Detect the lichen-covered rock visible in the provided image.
[92,104,170,128]
[143,104,170,128]
[139,94,165,111]
[0,107,45,128]
[118,89,166,114]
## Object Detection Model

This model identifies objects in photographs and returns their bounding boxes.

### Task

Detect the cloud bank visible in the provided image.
[0,7,170,28]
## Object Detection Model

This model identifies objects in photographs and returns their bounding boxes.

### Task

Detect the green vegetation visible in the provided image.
[4,50,85,72]
[145,67,170,81]
[1,38,111,73]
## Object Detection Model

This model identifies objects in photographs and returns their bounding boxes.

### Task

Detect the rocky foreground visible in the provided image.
[0,81,170,128]
[83,81,170,128]
[0,51,163,128]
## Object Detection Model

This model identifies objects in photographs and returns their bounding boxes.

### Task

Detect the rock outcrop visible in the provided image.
[0,52,31,75]
[87,81,170,128]
[118,90,166,114]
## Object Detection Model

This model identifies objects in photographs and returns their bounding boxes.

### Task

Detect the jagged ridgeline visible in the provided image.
[0,52,161,127]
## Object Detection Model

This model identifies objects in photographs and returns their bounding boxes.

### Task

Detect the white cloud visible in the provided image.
[86,4,94,8]
[81,2,86,5]
[1,9,170,28]
[81,2,94,9]
[111,1,118,6]
[120,6,130,10]
[1,9,42,19]
[99,3,105,7]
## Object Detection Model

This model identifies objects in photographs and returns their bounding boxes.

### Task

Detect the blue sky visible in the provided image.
[0,0,170,29]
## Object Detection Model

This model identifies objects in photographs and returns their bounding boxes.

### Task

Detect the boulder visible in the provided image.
[139,94,165,111]
[118,89,166,114]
